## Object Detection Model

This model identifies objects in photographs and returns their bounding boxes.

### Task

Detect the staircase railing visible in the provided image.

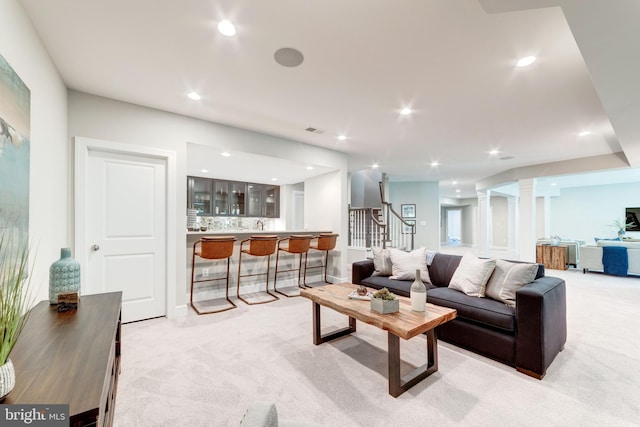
[348,180,416,250]
[382,202,415,250]
[348,206,385,248]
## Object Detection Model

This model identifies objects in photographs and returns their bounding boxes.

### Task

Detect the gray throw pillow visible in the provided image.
[485,259,538,306]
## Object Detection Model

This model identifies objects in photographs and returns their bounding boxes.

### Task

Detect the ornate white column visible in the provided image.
[507,195,518,259]
[518,178,536,262]
[543,195,551,239]
[477,189,491,257]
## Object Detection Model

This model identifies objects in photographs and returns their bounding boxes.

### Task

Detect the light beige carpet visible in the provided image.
[113,268,640,426]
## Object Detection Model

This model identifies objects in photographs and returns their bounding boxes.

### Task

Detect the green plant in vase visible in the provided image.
[610,219,634,238]
[372,287,396,300]
[370,287,399,314]
[0,229,35,400]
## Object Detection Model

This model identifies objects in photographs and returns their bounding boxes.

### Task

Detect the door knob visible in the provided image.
[91,244,100,251]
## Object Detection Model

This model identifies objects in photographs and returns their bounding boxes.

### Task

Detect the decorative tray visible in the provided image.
[348,290,372,300]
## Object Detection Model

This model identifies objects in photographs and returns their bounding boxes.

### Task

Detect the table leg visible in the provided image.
[388,329,438,397]
[312,302,356,345]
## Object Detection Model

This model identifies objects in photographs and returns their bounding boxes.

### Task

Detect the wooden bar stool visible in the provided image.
[237,235,279,305]
[190,236,236,314]
[274,235,313,297]
[306,233,339,285]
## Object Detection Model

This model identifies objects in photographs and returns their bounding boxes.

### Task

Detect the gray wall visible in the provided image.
[350,169,382,208]
[1,0,69,303]
[550,182,640,243]
[389,181,440,250]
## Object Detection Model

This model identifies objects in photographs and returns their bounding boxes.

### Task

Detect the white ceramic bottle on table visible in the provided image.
[410,268,426,312]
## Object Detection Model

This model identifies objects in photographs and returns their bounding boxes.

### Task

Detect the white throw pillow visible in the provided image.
[389,247,430,282]
[371,247,392,276]
[485,260,538,306]
[448,254,496,297]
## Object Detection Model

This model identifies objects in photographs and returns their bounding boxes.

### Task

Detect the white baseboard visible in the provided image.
[170,304,188,318]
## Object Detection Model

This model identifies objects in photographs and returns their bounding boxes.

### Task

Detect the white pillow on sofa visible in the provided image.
[389,247,430,282]
[448,254,496,297]
[485,260,538,306]
[371,247,392,276]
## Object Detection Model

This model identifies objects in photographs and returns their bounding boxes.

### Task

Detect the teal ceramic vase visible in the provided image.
[49,248,81,304]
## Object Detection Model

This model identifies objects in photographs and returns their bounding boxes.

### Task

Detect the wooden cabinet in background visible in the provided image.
[536,244,568,270]
[6,292,123,427]
[187,176,213,216]
[189,176,280,218]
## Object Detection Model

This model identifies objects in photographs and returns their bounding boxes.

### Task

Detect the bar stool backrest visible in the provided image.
[198,236,236,259]
[248,235,278,256]
[285,235,313,253]
[314,233,339,251]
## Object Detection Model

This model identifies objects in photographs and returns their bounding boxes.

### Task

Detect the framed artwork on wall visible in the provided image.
[401,204,416,218]
[0,53,31,244]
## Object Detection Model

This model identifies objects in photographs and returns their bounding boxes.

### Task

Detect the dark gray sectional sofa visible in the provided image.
[352,252,567,379]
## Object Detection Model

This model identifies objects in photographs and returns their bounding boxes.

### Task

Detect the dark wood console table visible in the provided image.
[6,292,122,427]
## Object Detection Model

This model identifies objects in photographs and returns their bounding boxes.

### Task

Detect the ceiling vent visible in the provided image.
[305,127,324,134]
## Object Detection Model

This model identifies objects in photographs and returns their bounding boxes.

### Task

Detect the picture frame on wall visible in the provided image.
[402,220,415,234]
[401,204,416,218]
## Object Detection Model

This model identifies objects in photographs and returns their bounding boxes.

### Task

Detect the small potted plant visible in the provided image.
[611,219,633,238]
[370,287,399,314]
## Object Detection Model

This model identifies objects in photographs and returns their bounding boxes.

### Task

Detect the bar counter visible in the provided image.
[187,229,331,237]
[186,230,334,303]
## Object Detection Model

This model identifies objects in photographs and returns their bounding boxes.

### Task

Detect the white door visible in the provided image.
[76,139,169,323]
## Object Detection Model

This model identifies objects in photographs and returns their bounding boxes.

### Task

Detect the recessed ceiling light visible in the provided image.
[456,189,461,193]
[489,149,500,155]
[516,56,536,67]
[271,177,278,181]
[217,20,236,37]
[187,92,201,100]
[578,131,592,136]
[551,182,558,186]
[452,181,458,185]
[337,135,347,141]
[457,194,461,198]
[400,107,412,115]
[221,152,231,157]
[201,169,208,173]
[372,163,379,169]
[430,161,439,167]
[306,166,313,170]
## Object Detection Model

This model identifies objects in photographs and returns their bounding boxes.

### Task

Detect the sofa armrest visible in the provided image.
[352,260,375,285]
[515,276,567,379]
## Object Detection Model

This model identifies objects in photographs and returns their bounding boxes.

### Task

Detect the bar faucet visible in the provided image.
[257,219,264,230]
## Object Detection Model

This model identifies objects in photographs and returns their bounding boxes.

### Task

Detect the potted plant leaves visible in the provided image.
[0,228,35,400]
[370,287,399,314]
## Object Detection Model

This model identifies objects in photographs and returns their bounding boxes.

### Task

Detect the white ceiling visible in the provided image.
[19,0,639,198]
[187,142,335,185]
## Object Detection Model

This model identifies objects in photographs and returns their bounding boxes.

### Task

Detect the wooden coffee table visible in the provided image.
[300,283,457,397]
